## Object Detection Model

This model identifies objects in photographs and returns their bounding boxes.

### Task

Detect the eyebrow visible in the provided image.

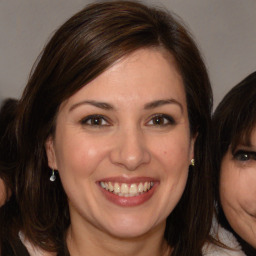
[144,99,183,113]
[69,98,183,112]
[69,100,114,112]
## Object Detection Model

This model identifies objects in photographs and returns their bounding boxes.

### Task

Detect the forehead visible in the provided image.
[60,48,186,111]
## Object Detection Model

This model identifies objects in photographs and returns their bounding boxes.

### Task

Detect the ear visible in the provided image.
[45,136,58,170]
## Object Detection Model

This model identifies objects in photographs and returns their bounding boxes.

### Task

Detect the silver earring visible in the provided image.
[191,159,195,166]
[50,169,56,182]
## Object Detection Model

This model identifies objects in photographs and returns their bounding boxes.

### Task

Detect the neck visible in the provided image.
[66,219,171,256]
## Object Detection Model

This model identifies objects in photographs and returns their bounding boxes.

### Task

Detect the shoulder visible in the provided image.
[202,222,246,256]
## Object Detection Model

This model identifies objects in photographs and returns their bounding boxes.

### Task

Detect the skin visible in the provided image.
[0,178,7,207]
[46,48,195,256]
[220,128,256,248]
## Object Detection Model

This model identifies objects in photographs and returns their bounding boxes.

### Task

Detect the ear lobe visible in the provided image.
[45,136,58,170]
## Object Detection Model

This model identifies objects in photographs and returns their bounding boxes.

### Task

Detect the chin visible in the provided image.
[107,227,153,239]
[103,216,159,239]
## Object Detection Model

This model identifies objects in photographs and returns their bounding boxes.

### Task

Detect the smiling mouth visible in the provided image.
[99,181,154,197]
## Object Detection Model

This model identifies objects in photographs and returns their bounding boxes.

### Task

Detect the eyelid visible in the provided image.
[80,114,111,126]
[146,113,176,126]
[233,150,256,161]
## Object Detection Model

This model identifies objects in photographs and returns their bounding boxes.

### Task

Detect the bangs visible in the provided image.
[230,113,256,153]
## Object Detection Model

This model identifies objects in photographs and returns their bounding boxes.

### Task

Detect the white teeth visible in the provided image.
[121,183,129,193]
[108,182,114,192]
[129,184,137,194]
[138,183,144,193]
[100,181,154,197]
[114,183,120,193]
[100,181,106,188]
[143,182,148,192]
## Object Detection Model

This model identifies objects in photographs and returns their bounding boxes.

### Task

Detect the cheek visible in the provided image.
[220,165,238,210]
[220,164,256,216]
[238,174,256,215]
[150,133,191,169]
[149,132,191,196]
[54,132,108,179]
[153,135,190,214]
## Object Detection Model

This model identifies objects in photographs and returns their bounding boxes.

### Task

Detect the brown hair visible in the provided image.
[10,1,213,255]
[0,99,21,254]
[212,71,256,243]
[0,99,18,197]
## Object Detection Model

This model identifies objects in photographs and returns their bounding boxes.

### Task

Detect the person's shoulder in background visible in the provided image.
[203,217,246,256]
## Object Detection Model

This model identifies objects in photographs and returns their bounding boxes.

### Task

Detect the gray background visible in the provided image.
[0,0,255,108]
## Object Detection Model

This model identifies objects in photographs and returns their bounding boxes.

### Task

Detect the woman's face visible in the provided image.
[220,128,256,247]
[46,48,195,239]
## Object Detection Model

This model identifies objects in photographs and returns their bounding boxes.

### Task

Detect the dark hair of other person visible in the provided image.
[0,99,22,253]
[212,71,256,255]
[1,1,214,255]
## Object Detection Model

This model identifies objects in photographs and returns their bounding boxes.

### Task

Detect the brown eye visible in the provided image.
[80,115,109,126]
[90,117,103,125]
[236,153,249,161]
[152,116,165,125]
[234,150,256,161]
[147,114,175,126]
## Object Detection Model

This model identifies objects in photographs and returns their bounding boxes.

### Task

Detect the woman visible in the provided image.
[1,1,215,255]
[212,71,256,256]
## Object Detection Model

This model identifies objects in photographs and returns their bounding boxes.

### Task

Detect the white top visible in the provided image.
[203,220,246,256]
[19,231,54,256]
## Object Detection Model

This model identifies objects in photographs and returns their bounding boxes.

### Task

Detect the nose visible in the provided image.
[109,128,151,171]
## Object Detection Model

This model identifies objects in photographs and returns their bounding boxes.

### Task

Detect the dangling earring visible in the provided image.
[191,159,195,166]
[50,169,56,182]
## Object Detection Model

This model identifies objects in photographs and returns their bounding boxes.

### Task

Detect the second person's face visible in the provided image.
[220,127,256,247]
[46,48,195,240]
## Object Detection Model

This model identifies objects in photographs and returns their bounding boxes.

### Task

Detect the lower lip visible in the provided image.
[98,184,158,207]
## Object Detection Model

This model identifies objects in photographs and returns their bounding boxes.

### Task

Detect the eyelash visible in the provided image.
[80,115,110,127]
[79,113,175,128]
[146,114,175,126]
[233,150,256,162]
